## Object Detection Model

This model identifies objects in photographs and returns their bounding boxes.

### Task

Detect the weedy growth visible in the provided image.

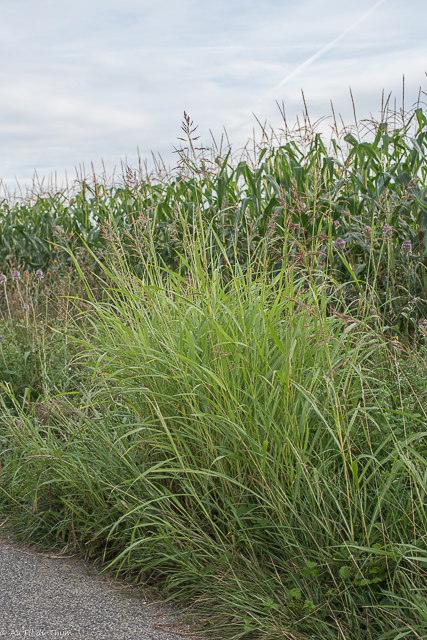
[1,95,427,639]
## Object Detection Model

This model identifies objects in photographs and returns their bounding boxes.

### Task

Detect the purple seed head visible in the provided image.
[401,239,412,255]
[0,274,7,284]
[382,224,393,238]
[12,270,20,281]
[35,269,44,279]
[335,237,346,250]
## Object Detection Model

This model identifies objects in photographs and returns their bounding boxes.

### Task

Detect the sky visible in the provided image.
[0,0,426,191]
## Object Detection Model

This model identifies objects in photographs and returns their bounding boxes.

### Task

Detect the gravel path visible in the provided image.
[0,530,199,640]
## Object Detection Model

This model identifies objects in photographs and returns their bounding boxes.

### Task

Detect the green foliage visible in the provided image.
[2,109,427,337]
[1,106,427,639]
[1,233,427,639]
[0,268,94,403]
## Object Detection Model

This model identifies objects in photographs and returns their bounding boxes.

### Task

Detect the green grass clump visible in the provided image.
[1,225,427,639]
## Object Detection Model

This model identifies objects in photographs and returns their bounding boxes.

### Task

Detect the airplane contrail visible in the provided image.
[272,0,388,93]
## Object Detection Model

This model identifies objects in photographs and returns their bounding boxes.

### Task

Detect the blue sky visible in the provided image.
[0,0,426,190]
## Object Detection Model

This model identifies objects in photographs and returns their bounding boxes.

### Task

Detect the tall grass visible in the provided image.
[1,222,427,638]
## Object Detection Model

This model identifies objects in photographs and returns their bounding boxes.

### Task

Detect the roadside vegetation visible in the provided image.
[1,103,427,639]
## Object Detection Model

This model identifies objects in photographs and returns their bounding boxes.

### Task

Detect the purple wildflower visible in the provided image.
[335,237,346,250]
[382,224,393,239]
[12,270,20,281]
[0,334,2,341]
[401,239,412,255]
[35,269,44,279]
[419,319,427,327]
[0,274,7,284]
[23,303,29,311]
